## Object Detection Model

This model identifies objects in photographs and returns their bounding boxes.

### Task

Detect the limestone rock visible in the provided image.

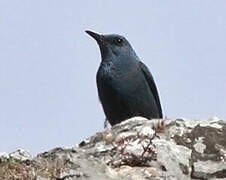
[0,117,225,180]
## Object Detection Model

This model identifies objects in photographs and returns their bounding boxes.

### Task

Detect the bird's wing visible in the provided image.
[139,61,163,118]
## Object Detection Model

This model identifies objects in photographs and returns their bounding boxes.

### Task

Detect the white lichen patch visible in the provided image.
[183,119,200,129]
[200,123,222,129]
[169,124,188,137]
[9,149,32,161]
[193,160,226,174]
[0,152,9,162]
[193,137,206,154]
[138,126,155,137]
[124,139,145,156]
[96,143,114,152]
[198,117,222,129]
[186,138,192,143]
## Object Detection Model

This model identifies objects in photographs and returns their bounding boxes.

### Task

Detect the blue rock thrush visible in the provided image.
[86,30,163,126]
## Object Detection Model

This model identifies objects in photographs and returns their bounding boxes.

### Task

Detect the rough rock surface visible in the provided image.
[0,117,226,180]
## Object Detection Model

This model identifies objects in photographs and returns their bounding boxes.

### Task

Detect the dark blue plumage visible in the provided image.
[86,30,163,126]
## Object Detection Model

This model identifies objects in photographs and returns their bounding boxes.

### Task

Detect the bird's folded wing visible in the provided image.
[139,61,163,118]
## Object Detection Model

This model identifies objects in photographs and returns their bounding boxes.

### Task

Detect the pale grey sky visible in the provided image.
[0,1,226,154]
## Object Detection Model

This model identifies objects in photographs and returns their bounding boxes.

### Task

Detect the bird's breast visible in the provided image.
[97,62,143,95]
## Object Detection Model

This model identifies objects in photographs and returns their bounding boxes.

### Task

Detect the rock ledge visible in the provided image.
[0,117,225,180]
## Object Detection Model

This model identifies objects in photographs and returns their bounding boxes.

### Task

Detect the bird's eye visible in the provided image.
[116,38,123,44]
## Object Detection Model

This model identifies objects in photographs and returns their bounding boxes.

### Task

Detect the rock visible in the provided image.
[0,117,225,180]
[9,149,32,161]
[0,152,9,162]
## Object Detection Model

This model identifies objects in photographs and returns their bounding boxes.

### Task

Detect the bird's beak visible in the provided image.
[85,30,105,44]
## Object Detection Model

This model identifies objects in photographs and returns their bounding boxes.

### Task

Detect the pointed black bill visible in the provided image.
[85,30,104,44]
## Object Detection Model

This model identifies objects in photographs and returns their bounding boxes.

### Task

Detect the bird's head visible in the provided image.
[86,30,137,61]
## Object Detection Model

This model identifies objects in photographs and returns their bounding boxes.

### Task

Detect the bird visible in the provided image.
[86,30,163,126]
